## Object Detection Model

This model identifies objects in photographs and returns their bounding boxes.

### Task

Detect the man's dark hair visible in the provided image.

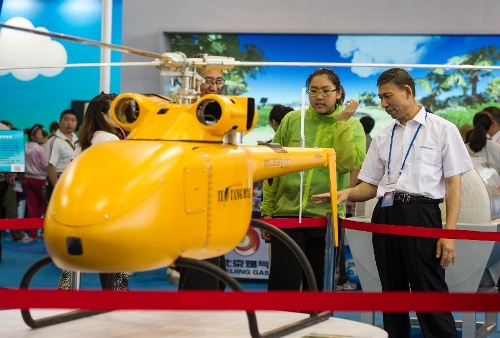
[59,109,77,121]
[377,68,416,97]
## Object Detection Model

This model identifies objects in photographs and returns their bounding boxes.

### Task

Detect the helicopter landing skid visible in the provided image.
[174,219,332,338]
[19,255,115,328]
[18,219,331,336]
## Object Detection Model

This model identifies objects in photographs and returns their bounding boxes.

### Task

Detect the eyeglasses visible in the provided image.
[307,88,338,97]
[203,78,225,86]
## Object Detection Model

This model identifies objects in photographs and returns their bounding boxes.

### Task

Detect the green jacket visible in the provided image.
[260,104,366,218]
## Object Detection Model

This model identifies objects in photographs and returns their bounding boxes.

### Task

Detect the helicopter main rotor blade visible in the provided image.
[0,61,161,71]
[2,22,497,72]
[231,61,500,71]
[0,22,164,60]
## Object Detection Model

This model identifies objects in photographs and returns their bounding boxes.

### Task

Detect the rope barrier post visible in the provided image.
[70,271,81,290]
[322,213,335,292]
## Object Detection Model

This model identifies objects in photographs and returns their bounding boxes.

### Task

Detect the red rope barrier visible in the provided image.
[2,217,499,242]
[256,217,327,228]
[342,219,500,242]
[0,218,43,230]
[1,289,500,312]
[1,217,500,312]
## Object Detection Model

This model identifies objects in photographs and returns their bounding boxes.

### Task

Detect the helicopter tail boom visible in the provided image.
[246,145,331,182]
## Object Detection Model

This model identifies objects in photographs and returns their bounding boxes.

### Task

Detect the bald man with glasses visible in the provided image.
[175,58,227,291]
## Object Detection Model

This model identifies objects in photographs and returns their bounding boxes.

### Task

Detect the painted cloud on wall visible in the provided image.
[336,35,438,78]
[0,16,67,81]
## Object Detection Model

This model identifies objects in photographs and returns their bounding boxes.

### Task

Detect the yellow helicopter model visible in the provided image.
[45,91,338,273]
[0,22,339,274]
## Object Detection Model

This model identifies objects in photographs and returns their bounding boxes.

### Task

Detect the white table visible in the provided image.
[0,309,387,338]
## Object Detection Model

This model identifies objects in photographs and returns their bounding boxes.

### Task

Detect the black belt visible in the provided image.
[393,193,443,204]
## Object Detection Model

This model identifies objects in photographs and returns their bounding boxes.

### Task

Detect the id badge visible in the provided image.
[381,182,396,207]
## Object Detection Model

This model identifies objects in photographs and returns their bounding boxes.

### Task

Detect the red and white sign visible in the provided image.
[226,227,270,280]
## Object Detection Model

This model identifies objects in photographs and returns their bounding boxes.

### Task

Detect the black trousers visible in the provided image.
[268,226,326,291]
[371,199,457,338]
[178,255,226,291]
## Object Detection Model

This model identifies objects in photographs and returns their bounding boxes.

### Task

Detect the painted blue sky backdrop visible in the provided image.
[237,34,500,107]
[0,0,122,131]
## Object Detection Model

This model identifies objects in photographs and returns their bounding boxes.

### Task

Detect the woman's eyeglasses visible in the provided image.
[307,88,338,97]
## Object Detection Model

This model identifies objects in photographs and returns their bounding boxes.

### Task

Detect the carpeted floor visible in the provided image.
[2,230,499,337]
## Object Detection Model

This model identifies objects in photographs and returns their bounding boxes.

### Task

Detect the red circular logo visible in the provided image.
[235,227,260,256]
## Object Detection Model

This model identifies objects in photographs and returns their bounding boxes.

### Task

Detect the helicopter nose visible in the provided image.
[66,237,83,256]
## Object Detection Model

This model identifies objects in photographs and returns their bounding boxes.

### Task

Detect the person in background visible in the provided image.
[459,124,474,143]
[23,124,48,239]
[57,92,128,291]
[466,111,500,173]
[360,115,375,151]
[0,122,21,261]
[176,56,227,291]
[48,121,60,140]
[269,104,294,133]
[261,67,366,292]
[0,120,14,129]
[44,110,78,202]
[257,104,294,263]
[313,68,472,338]
[480,106,500,143]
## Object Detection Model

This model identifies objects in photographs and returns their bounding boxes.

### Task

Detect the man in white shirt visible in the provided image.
[312,68,473,338]
[45,110,78,200]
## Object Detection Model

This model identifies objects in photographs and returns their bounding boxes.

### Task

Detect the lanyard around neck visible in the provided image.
[387,112,428,182]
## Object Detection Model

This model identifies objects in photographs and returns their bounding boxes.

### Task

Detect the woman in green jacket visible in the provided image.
[260,68,366,291]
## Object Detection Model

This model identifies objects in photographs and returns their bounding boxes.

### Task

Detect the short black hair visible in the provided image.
[360,116,375,134]
[60,109,77,121]
[377,68,416,97]
[269,105,294,125]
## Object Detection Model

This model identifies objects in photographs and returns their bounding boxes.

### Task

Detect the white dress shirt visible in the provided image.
[358,106,473,199]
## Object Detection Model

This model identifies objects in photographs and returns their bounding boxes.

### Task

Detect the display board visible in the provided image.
[0,130,25,172]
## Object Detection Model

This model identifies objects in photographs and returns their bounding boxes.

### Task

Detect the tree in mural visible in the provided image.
[416,45,500,109]
[447,45,500,104]
[169,34,268,96]
[486,77,500,102]
[415,68,460,111]
[357,91,377,106]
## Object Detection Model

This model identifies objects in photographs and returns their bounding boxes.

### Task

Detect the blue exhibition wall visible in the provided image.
[0,0,122,132]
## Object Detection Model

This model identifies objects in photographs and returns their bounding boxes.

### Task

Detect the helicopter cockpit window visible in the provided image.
[196,99,222,126]
[114,98,140,125]
[125,100,140,123]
